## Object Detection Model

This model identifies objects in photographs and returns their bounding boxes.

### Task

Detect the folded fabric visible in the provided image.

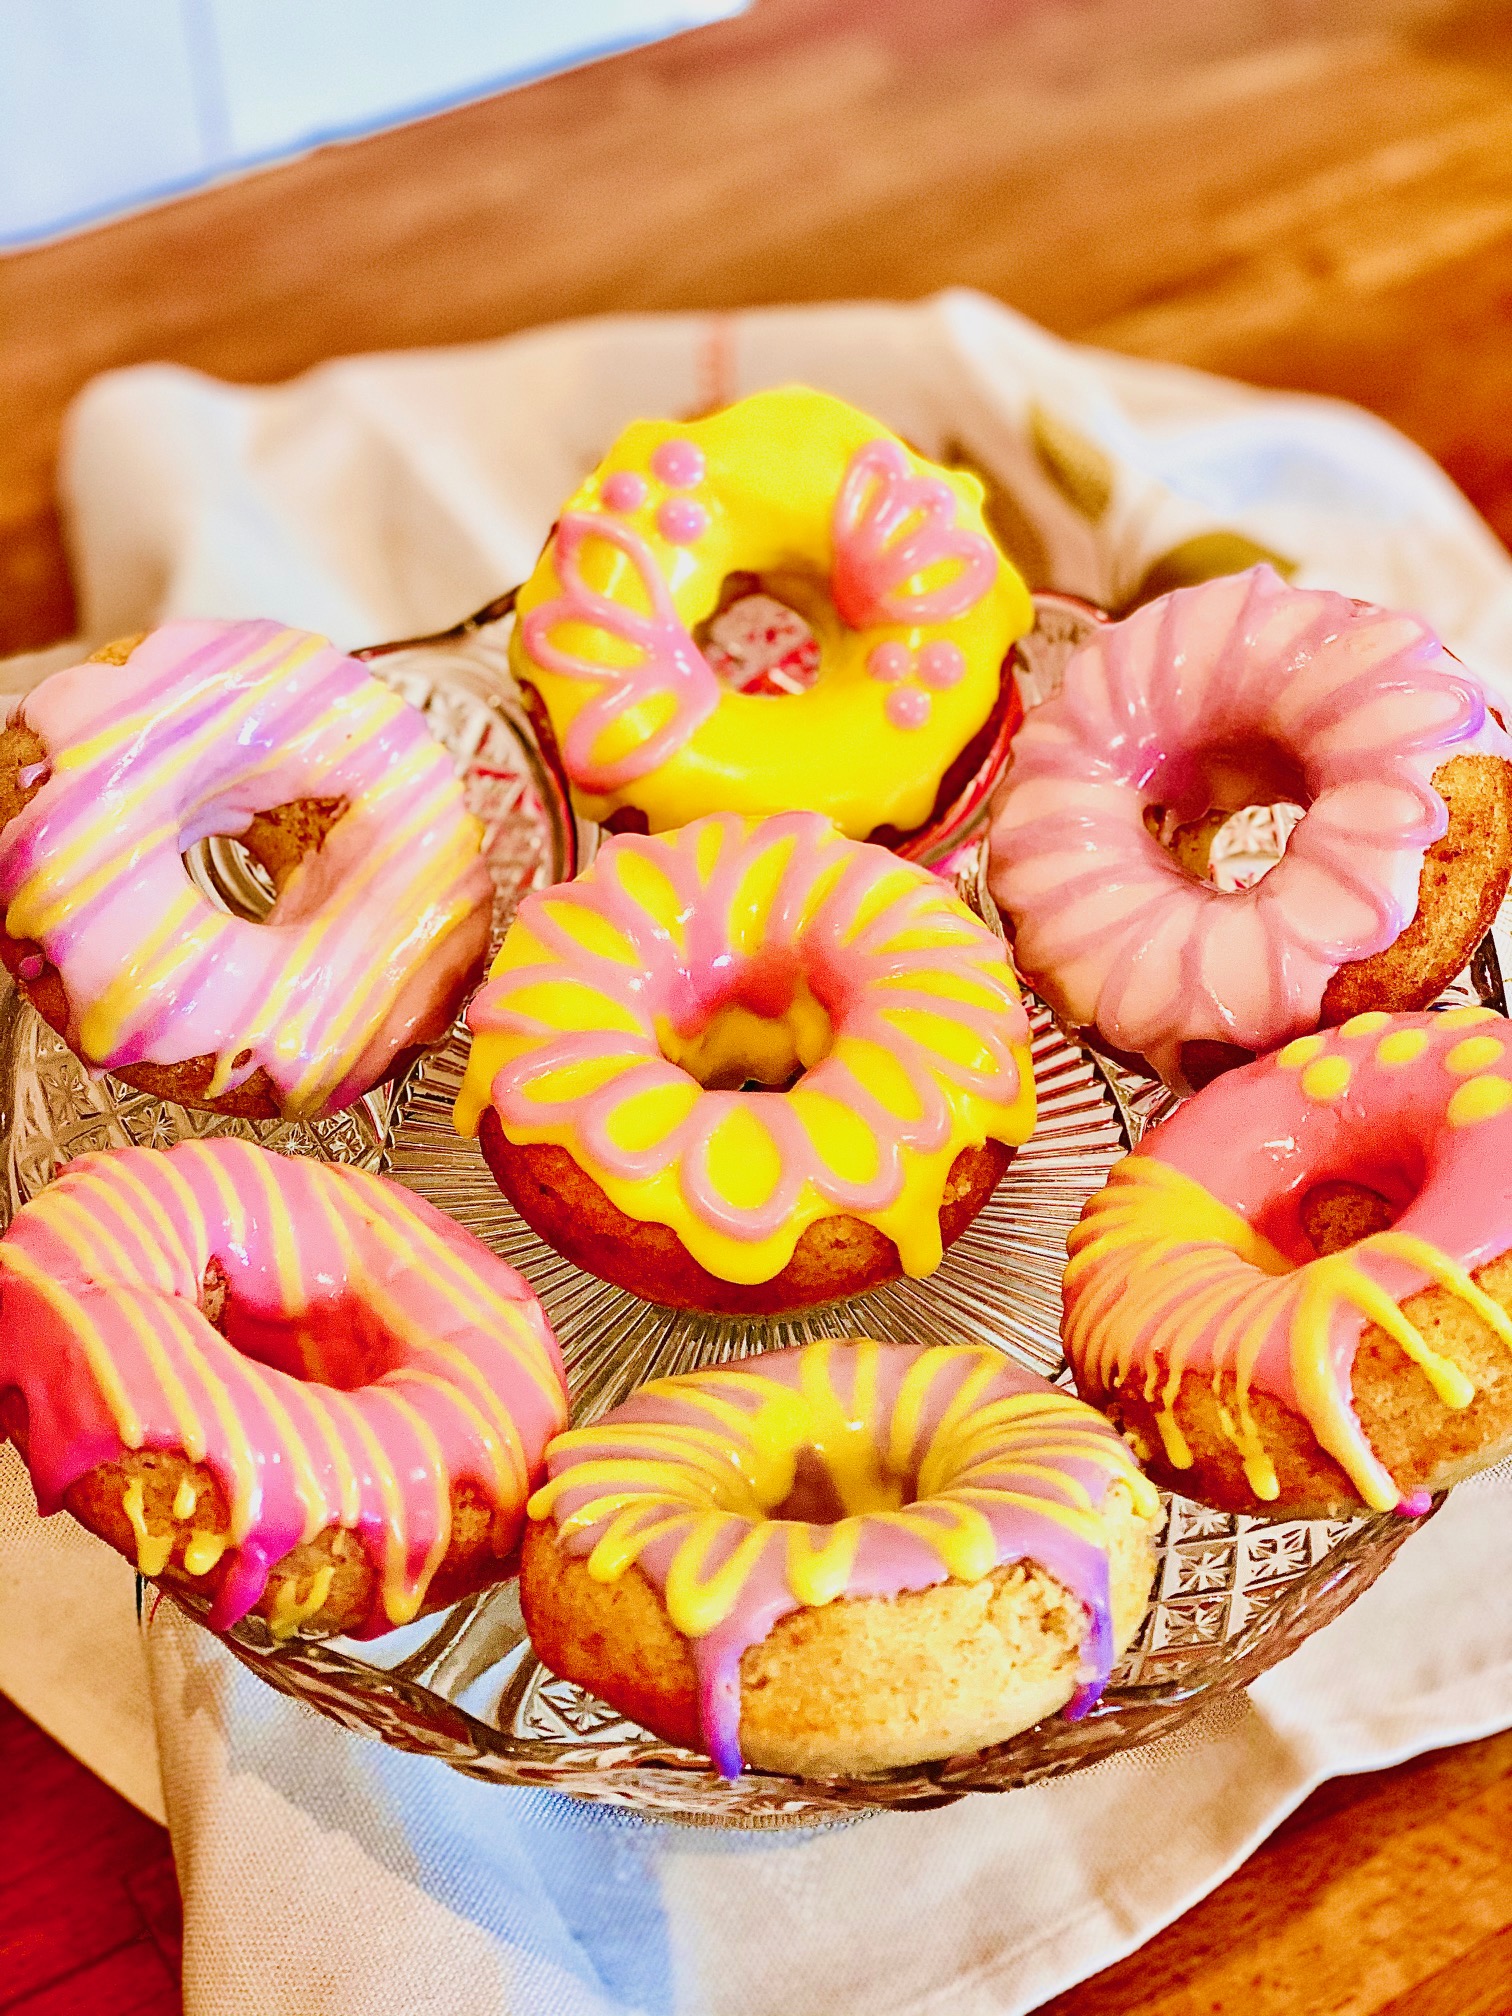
[3,289,1511,2016]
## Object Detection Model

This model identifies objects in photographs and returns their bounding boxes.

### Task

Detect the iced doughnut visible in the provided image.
[0,1140,568,1638]
[455,811,1037,1313]
[511,386,1032,842]
[1064,1008,1512,1516]
[988,567,1512,1089]
[521,1340,1161,1777]
[0,621,494,1121]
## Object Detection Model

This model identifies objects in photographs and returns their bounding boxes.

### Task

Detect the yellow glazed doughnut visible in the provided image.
[455,812,1038,1311]
[521,1340,1161,1777]
[511,386,1032,840]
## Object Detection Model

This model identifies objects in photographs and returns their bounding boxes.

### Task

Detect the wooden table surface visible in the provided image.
[3,1,1512,2010]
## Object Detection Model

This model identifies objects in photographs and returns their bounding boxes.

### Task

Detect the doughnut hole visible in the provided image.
[1143,735,1307,891]
[694,572,820,696]
[658,947,836,1093]
[200,1250,410,1394]
[1148,748,1512,1090]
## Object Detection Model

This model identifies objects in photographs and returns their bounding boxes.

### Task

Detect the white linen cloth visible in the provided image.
[3,289,1512,2015]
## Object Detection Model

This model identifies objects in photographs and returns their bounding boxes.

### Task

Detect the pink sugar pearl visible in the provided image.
[657,497,708,544]
[601,471,648,513]
[885,687,931,730]
[917,641,966,689]
[867,642,911,683]
[651,440,706,488]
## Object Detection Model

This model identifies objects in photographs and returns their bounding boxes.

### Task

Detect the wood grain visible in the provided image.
[3,3,1512,2010]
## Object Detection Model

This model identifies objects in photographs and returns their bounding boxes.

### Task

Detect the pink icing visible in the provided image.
[651,439,705,488]
[518,513,720,794]
[649,439,701,485]
[831,439,999,629]
[601,471,648,513]
[918,640,966,689]
[885,686,932,731]
[866,641,911,683]
[656,497,708,545]
[0,621,493,1118]
[1064,1009,1512,1510]
[0,1140,568,1634]
[538,1343,1144,1775]
[988,567,1512,1083]
[468,811,1030,1247]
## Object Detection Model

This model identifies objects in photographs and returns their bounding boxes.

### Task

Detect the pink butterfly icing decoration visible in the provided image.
[831,440,998,629]
[520,512,719,794]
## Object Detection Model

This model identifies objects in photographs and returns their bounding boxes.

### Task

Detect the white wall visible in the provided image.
[0,0,745,248]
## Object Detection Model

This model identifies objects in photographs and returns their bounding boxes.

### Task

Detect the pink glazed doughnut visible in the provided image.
[988,567,1512,1089]
[0,622,494,1121]
[1064,1008,1512,1517]
[0,1140,569,1639]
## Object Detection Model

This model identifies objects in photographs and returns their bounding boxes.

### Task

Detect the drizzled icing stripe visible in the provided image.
[1063,1008,1512,1510]
[0,1140,568,1636]
[455,810,1037,1286]
[530,1339,1158,1776]
[0,620,494,1118]
[988,566,1512,1083]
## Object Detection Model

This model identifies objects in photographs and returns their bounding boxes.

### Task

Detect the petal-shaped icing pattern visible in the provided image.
[1063,1009,1512,1511]
[518,512,720,794]
[509,388,1032,839]
[455,812,1037,1286]
[0,1140,568,1633]
[0,621,493,1118]
[988,567,1512,1082]
[831,439,999,627]
[530,1339,1159,1774]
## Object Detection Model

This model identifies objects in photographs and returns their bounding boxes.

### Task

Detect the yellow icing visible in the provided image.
[172,1477,198,1520]
[1301,1055,1351,1101]
[1340,1012,1390,1036]
[268,1564,336,1639]
[511,388,1033,839]
[1445,1035,1505,1076]
[1377,1028,1429,1067]
[121,1478,173,1577]
[1277,1034,1326,1069]
[1448,1075,1512,1128]
[182,1529,228,1576]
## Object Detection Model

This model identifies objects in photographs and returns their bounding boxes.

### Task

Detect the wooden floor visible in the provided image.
[3,1693,1510,2015]
[4,1,1512,2010]
[0,1699,179,2016]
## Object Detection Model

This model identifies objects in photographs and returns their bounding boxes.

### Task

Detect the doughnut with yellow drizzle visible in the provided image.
[0,621,493,1121]
[1064,1008,1512,1516]
[0,1140,568,1638]
[456,811,1037,1312]
[511,386,1032,841]
[521,1341,1160,1777]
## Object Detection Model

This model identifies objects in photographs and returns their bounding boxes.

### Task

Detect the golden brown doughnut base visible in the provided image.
[479,1112,1012,1313]
[0,1388,520,1638]
[519,1481,1157,1777]
[1074,1184,1512,1517]
[0,636,485,1121]
[1318,751,1512,1023]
